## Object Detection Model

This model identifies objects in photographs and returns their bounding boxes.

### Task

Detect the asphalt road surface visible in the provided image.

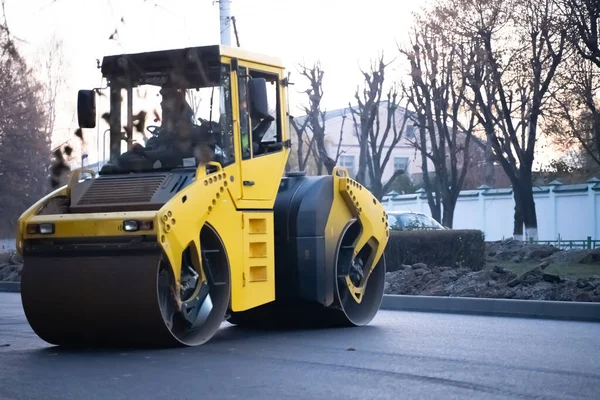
[0,292,599,400]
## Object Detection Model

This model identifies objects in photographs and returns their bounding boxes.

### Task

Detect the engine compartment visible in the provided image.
[37,169,198,215]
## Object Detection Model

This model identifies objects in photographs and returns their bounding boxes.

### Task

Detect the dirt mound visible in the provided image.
[0,250,23,282]
[485,239,561,263]
[0,263,21,282]
[384,261,600,302]
[486,239,600,265]
[548,248,600,264]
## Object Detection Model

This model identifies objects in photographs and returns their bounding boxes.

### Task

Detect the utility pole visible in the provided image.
[218,0,231,122]
[219,0,232,46]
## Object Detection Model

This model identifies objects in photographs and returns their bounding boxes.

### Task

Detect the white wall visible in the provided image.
[383,181,600,241]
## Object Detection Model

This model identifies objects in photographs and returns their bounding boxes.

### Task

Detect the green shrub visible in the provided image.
[384,229,485,271]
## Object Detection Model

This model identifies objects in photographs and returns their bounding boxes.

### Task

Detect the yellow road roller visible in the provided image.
[15,45,390,347]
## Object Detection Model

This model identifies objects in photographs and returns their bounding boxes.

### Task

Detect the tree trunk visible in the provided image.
[442,197,455,228]
[426,197,441,224]
[431,200,441,224]
[522,195,538,241]
[512,193,524,241]
[485,140,495,187]
[512,169,539,242]
[519,168,538,241]
[426,182,442,224]
[356,141,368,185]
[593,111,600,166]
[371,181,384,201]
[324,157,336,175]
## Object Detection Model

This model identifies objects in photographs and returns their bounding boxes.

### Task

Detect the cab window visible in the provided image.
[237,67,281,159]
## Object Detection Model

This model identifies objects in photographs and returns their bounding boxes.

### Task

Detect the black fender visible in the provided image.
[272,173,336,306]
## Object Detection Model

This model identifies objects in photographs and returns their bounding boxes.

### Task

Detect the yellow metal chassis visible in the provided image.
[17,162,275,313]
[16,166,389,316]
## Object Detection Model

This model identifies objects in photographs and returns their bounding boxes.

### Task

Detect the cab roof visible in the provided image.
[100,44,285,82]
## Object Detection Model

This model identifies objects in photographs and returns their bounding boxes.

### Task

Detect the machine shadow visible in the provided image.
[213,322,386,344]
[27,322,385,357]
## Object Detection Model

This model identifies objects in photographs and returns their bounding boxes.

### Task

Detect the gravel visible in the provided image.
[384,261,600,302]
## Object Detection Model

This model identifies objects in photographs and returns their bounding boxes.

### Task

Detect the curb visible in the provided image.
[0,282,20,293]
[381,294,600,322]
[1,283,598,322]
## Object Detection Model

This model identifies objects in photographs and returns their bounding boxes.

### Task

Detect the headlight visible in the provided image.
[123,220,153,232]
[123,220,139,232]
[39,223,55,234]
[26,223,55,234]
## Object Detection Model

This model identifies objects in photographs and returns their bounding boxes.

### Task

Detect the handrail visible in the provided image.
[67,168,96,193]
[196,161,223,179]
[332,166,349,178]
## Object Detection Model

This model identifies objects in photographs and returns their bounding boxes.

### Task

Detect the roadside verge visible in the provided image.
[381,294,600,322]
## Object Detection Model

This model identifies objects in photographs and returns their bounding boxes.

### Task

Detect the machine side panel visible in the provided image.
[200,185,275,313]
[240,211,275,307]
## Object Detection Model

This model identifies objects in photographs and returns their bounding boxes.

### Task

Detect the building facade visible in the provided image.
[289,101,499,193]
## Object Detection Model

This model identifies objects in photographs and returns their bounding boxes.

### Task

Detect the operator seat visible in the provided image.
[251,115,275,156]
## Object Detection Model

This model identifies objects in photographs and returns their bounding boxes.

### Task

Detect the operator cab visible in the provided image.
[77,45,288,179]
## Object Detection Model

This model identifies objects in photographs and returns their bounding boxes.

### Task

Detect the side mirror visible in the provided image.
[248,78,270,120]
[77,90,96,128]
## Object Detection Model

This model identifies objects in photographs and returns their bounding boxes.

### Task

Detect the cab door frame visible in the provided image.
[231,59,289,208]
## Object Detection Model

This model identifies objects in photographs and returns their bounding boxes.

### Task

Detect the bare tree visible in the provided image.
[34,35,69,152]
[401,11,478,228]
[548,56,600,168]
[350,56,389,186]
[549,0,600,169]
[288,115,315,172]
[441,0,567,240]
[556,0,600,67]
[349,68,409,200]
[296,62,344,175]
[0,28,52,238]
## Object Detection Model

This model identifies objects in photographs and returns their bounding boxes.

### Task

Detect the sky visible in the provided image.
[3,0,558,170]
[3,0,426,158]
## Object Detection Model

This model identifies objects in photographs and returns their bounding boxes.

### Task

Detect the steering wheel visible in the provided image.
[146,125,161,136]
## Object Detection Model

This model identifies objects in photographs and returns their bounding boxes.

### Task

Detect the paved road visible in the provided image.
[0,292,599,400]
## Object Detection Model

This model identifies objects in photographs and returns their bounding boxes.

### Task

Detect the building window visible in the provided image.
[394,157,409,173]
[339,155,355,176]
[405,125,415,139]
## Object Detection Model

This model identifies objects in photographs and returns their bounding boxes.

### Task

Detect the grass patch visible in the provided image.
[487,262,600,280]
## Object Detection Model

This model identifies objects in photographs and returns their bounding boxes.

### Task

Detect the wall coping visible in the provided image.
[385,182,599,202]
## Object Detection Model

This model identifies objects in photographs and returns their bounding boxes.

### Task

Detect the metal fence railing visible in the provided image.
[529,237,599,250]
